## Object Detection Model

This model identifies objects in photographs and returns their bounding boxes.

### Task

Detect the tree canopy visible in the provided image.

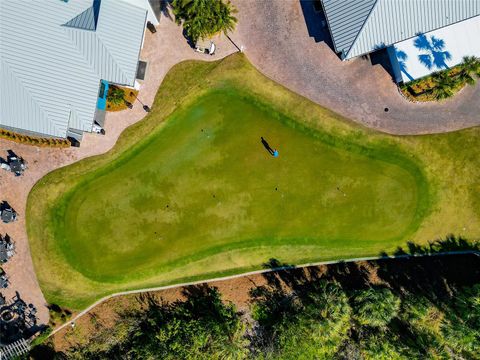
[68,286,247,359]
[351,287,400,328]
[172,0,237,42]
[30,259,480,360]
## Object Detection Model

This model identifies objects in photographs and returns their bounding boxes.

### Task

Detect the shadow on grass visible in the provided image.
[254,235,480,312]
[386,234,480,258]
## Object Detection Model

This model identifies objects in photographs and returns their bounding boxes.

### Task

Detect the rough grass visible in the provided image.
[27,54,480,309]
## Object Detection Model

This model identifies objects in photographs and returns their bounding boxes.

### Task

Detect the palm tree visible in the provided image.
[431,71,458,100]
[458,55,480,86]
[352,287,400,328]
[172,0,237,42]
[107,87,125,106]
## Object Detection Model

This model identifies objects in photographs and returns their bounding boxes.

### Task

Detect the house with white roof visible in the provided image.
[320,0,480,83]
[0,0,159,140]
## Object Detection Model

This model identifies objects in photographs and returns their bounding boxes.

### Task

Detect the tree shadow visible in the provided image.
[160,0,173,21]
[256,235,480,318]
[395,48,415,82]
[391,235,480,257]
[376,236,480,304]
[370,43,400,83]
[414,33,452,71]
[255,258,372,309]
[182,28,196,49]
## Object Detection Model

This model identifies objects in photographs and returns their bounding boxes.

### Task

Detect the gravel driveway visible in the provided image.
[231,0,480,135]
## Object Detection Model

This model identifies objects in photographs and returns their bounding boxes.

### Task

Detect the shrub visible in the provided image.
[0,129,70,148]
[352,287,400,328]
[107,86,126,106]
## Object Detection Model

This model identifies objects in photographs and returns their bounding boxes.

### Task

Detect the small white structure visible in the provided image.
[195,40,216,55]
[391,15,480,83]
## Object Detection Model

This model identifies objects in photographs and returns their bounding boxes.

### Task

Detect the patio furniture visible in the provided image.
[0,208,17,224]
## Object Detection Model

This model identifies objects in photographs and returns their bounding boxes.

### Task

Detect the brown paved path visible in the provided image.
[231,0,480,135]
[5,0,480,332]
[0,13,237,327]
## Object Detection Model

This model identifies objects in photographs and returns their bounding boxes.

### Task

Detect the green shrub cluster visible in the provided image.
[172,0,237,42]
[402,55,480,101]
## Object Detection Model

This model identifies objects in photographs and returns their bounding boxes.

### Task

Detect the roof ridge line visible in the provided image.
[95,31,131,85]
[344,0,380,59]
[1,60,63,134]
[65,28,130,86]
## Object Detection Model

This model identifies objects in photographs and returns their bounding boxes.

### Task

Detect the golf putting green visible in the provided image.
[30,54,480,309]
[56,90,424,281]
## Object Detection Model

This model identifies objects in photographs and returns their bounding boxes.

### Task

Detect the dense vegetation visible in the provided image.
[31,252,480,359]
[251,280,480,359]
[401,55,480,101]
[172,0,237,42]
[67,287,246,360]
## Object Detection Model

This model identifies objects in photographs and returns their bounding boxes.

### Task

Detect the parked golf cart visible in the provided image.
[195,40,216,55]
[92,122,105,135]
[0,150,26,176]
[0,202,17,224]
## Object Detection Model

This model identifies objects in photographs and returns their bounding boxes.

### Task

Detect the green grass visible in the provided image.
[27,54,480,309]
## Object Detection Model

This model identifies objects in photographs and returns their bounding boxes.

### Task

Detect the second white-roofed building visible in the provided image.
[320,0,480,83]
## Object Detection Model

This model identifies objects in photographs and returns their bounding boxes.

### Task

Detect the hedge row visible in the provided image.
[0,128,70,148]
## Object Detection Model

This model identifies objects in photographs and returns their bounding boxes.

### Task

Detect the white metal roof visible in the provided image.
[322,0,480,60]
[0,0,147,138]
[124,0,160,25]
[393,14,480,82]
[321,0,377,58]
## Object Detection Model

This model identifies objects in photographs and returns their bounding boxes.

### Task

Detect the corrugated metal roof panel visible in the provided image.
[63,5,97,31]
[322,0,480,60]
[96,0,147,85]
[0,0,147,138]
[321,0,377,55]
[348,0,480,58]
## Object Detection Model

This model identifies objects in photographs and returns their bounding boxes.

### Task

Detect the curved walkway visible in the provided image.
[0,15,237,326]
[49,250,480,339]
[231,0,480,135]
[6,0,480,332]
